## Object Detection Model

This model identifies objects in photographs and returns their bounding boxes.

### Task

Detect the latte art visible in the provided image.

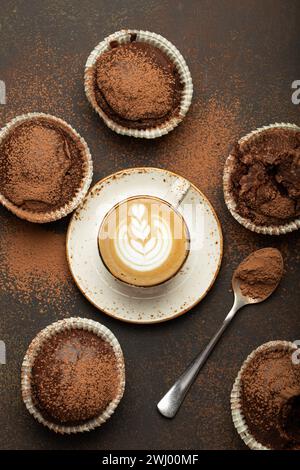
[115,203,172,271]
[98,196,189,287]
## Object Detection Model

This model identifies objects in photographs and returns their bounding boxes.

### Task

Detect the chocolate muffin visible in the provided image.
[92,39,183,130]
[240,345,300,449]
[31,329,121,425]
[0,116,89,215]
[229,127,300,227]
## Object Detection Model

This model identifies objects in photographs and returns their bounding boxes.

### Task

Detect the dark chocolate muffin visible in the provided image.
[240,345,300,450]
[92,40,183,130]
[229,127,300,227]
[31,329,121,425]
[0,117,86,213]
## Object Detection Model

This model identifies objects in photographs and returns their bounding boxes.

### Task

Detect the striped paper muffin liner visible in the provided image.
[0,113,93,223]
[84,29,193,139]
[21,317,125,434]
[231,340,297,450]
[223,123,300,235]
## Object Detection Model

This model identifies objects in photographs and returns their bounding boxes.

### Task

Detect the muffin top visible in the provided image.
[0,118,84,212]
[230,128,300,226]
[240,346,300,449]
[31,329,121,425]
[94,41,182,129]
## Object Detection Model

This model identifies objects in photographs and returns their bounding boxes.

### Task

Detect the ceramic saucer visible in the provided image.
[66,168,223,324]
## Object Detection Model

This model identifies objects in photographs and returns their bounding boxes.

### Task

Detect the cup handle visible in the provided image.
[164,177,190,209]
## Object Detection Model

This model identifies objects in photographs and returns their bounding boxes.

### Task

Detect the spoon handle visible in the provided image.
[157,305,239,418]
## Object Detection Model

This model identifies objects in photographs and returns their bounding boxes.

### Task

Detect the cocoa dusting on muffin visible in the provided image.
[93,41,183,129]
[230,128,300,226]
[31,329,120,425]
[0,118,84,212]
[234,247,283,300]
[241,347,300,450]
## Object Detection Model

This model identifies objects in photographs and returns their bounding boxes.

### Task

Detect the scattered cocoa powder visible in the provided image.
[0,39,84,125]
[0,214,76,313]
[155,97,242,206]
[234,247,283,300]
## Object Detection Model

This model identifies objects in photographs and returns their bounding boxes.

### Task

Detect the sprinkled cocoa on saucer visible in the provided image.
[21,318,125,433]
[0,113,92,223]
[85,30,193,138]
[235,342,300,450]
[228,127,300,228]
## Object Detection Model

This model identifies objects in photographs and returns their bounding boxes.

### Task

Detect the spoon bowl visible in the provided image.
[231,277,269,306]
[232,247,284,304]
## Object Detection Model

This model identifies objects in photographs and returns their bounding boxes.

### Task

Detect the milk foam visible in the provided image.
[114,203,173,272]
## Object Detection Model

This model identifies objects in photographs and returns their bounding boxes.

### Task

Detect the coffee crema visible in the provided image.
[98,196,190,287]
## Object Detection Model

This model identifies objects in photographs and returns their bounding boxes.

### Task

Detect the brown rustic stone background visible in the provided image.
[0,0,299,450]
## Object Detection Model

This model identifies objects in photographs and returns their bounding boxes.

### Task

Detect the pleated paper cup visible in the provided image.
[231,340,296,450]
[0,113,93,223]
[21,317,125,434]
[223,123,300,235]
[84,29,193,138]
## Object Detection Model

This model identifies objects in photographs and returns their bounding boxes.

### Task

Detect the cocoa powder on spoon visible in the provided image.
[234,247,284,300]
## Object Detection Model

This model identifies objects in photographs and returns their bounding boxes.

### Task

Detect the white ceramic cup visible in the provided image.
[98,178,191,287]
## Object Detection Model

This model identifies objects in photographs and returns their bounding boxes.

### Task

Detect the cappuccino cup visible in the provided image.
[98,195,190,287]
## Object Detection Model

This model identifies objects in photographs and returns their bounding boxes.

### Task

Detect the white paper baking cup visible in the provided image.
[223,123,300,235]
[84,29,193,138]
[21,317,125,434]
[0,113,93,223]
[231,340,297,450]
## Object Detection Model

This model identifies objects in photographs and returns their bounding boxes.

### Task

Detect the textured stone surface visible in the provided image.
[0,0,299,450]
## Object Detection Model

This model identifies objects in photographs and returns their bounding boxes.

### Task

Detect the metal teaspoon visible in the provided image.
[157,248,283,419]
